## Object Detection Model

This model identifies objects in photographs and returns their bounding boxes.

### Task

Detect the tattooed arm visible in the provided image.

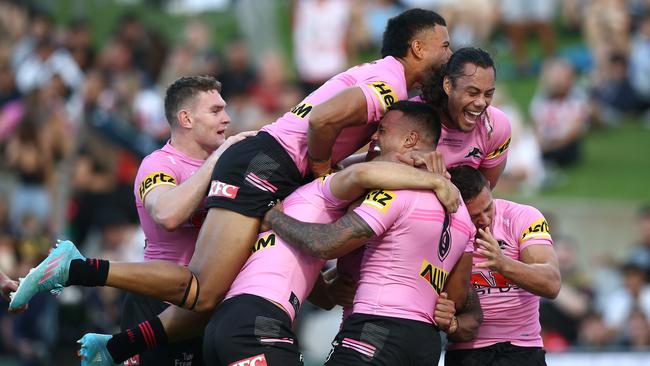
[265,209,375,260]
[448,286,483,342]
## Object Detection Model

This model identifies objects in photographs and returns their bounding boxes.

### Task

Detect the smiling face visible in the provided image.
[444,63,496,132]
[187,90,231,152]
[371,110,410,155]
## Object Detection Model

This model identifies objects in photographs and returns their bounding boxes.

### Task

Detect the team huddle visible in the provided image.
[5,8,560,366]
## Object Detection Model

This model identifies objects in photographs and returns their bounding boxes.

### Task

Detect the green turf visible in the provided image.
[541,121,650,201]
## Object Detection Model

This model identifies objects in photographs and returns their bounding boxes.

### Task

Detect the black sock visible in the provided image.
[67,259,109,286]
[106,317,169,363]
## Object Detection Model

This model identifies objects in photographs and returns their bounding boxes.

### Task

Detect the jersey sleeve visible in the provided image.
[358,81,400,123]
[321,173,350,208]
[482,106,512,168]
[134,153,179,204]
[353,189,407,237]
[515,205,553,251]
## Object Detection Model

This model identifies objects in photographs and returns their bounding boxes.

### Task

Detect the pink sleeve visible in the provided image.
[353,189,406,236]
[358,80,400,123]
[515,206,553,251]
[134,153,180,204]
[482,106,512,168]
[322,173,350,207]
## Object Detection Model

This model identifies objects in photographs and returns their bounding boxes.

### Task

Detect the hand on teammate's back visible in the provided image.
[260,200,284,232]
[212,130,258,160]
[326,274,358,308]
[434,178,461,214]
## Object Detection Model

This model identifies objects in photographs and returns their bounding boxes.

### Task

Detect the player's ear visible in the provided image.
[410,39,424,60]
[177,109,192,128]
[404,131,418,148]
[443,77,452,96]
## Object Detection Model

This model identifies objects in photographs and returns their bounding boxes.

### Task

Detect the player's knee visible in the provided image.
[177,271,206,311]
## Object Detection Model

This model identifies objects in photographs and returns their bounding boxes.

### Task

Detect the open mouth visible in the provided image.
[463,109,482,126]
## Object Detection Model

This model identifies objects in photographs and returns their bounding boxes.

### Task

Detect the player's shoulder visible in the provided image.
[498,199,549,238]
[348,57,404,83]
[486,105,512,134]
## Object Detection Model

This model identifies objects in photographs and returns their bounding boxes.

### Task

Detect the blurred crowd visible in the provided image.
[0,0,648,364]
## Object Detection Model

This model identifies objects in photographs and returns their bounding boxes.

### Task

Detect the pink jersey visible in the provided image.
[448,199,553,350]
[261,56,408,176]
[351,189,475,324]
[436,105,511,169]
[134,141,206,266]
[226,174,351,321]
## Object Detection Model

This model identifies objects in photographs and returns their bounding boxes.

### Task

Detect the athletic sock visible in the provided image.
[106,317,169,363]
[67,259,109,286]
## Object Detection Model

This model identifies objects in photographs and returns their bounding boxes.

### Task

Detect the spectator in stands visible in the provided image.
[591,53,643,127]
[499,0,557,75]
[626,204,650,280]
[530,58,589,168]
[292,0,352,94]
[600,260,650,340]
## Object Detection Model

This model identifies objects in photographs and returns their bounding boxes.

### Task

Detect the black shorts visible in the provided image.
[203,294,303,366]
[325,313,441,366]
[120,292,204,366]
[206,131,304,217]
[444,342,547,366]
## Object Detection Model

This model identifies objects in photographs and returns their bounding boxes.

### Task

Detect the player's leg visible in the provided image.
[204,294,303,366]
[10,241,196,310]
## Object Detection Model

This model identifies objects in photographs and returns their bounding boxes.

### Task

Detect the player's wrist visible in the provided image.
[447,315,459,335]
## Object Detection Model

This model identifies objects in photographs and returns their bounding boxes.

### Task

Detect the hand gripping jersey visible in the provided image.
[226,174,352,321]
[351,189,475,324]
[436,105,512,169]
[448,199,553,350]
[261,56,408,176]
[134,141,206,266]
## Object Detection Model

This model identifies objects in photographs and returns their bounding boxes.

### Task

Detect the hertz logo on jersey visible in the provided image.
[520,217,551,243]
[252,232,276,253]
[420,259,448,294]
[138,172,176,201]
[368,81,397,113]
[362,189,395,213]
[290,102,313,118]
[486,135,511,159]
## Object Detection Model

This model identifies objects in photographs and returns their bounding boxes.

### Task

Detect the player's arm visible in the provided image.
[330,161,460,212]
[479,160,506,190]
[265,209,375,260]
[475,227,561,298]
[308,87,368,176]
[307,267,356,311]
[145,132,255,230]
[443,252,473,313]
[441,286,483,342]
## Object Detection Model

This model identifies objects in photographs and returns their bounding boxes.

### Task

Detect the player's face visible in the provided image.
[445,63,495,132]
[420,25,452,73]
[190,90,231,151]
[465,186,494,231]
[371,110,408,154]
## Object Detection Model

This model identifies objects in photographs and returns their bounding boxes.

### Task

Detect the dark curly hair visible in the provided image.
[381,8,446,59]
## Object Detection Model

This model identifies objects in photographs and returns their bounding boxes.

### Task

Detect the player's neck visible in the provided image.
[397,57,419,89]
[170,133,211,160]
